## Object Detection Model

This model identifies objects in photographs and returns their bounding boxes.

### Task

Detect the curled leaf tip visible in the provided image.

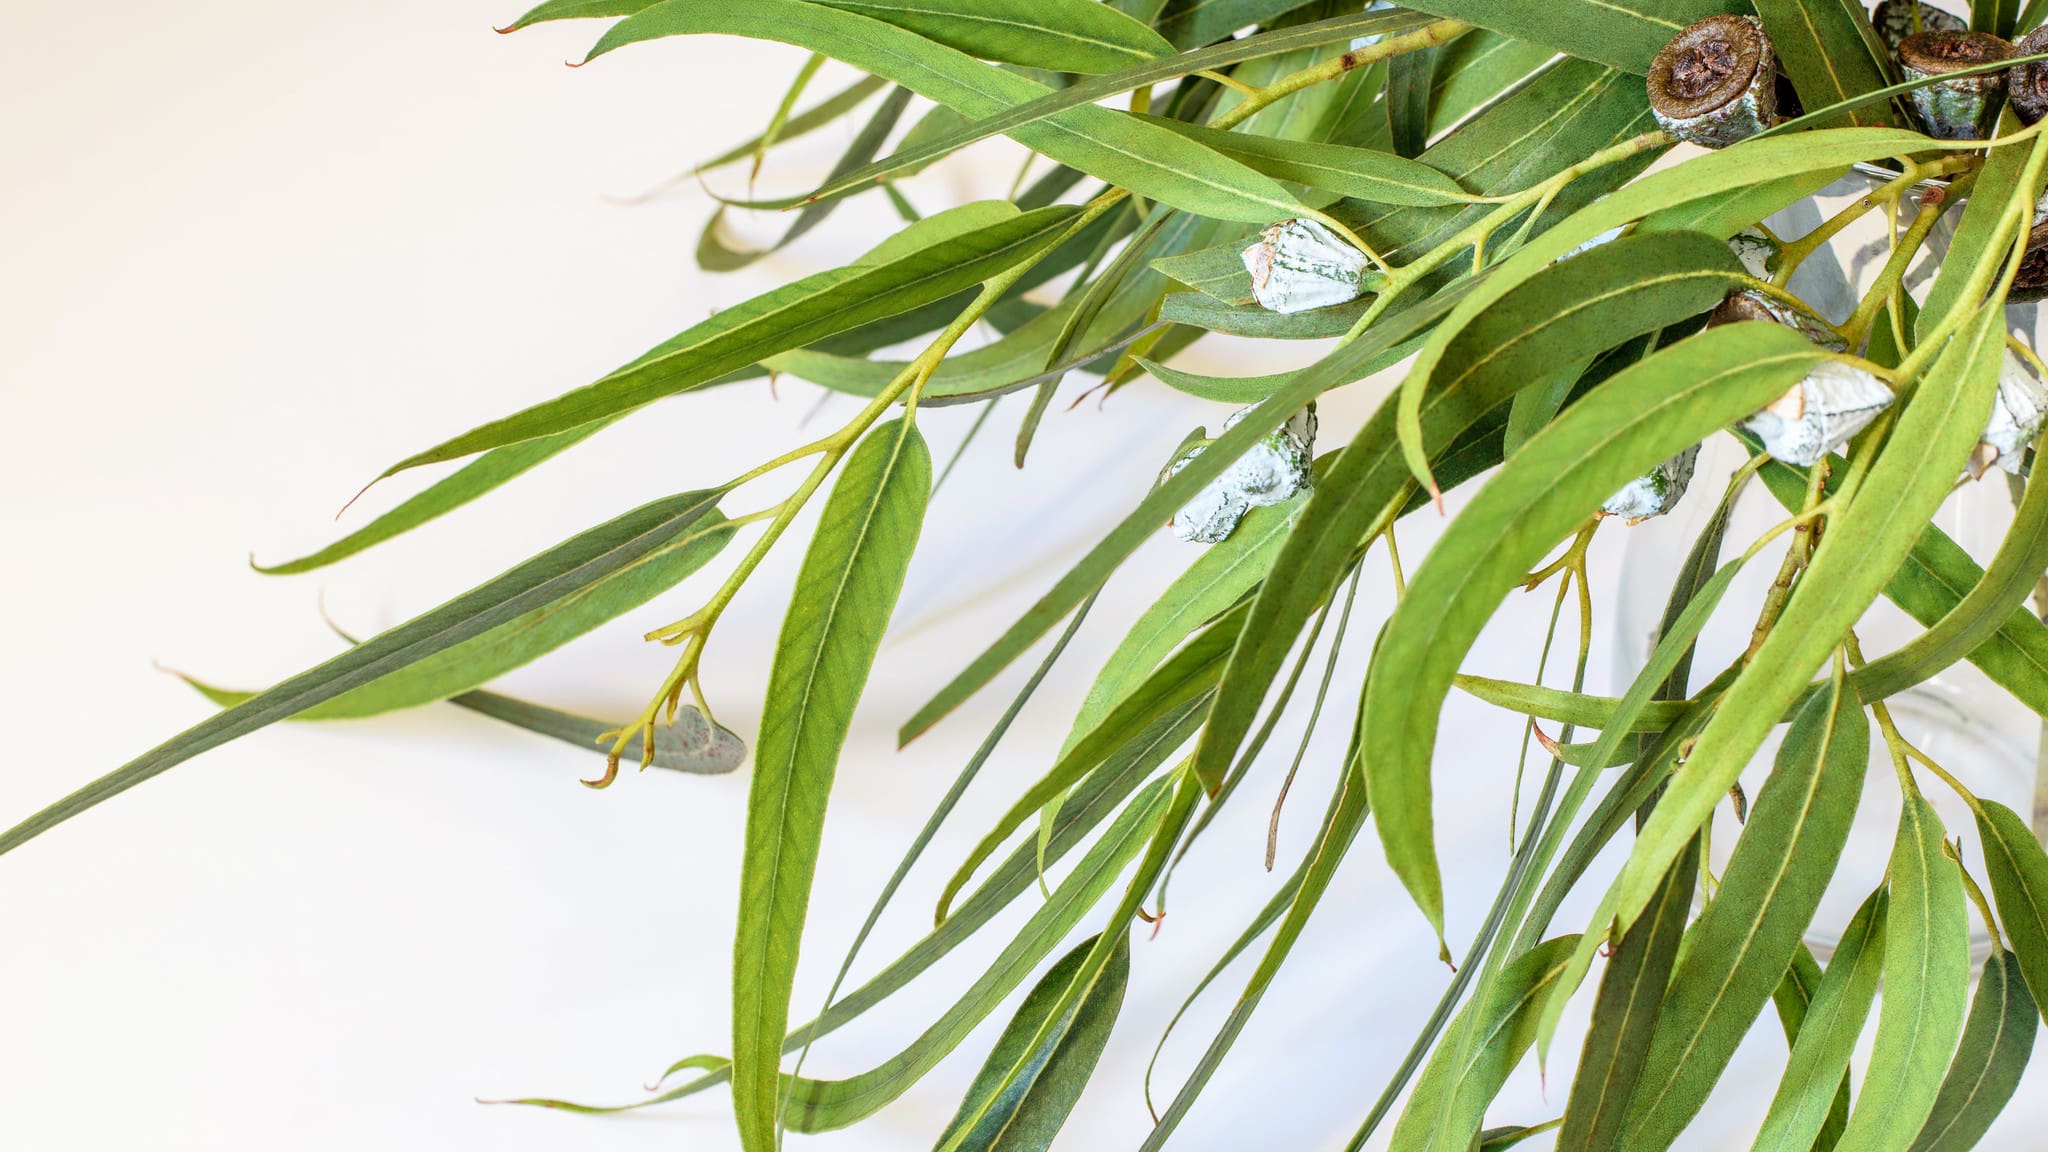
[580,755,620,790]
[1438,939,1456,971]
[565,57,587,69]
[491,22,518,35]
[334,476,382,522]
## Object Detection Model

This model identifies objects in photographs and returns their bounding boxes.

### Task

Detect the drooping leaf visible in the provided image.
[1359,322,1823,941]
[1752,888,1890,1152]
[254,419,618,575]
[1387,38,1442,156]
[1613,674,1869,1152]
[801,8,1439,203]
[1424,29,1563,137]
[934,933,1129,1152]
[695,75,890,174]
[1556,844,1697,1152]
[1975,799,2048,1022]
[1906,949,2037,1152]
[1831,788,1972,1152]
[379,205,1079,478]
[586,0,1323,227]
[732,418,931,1152]
[1612,303,2006,935]
[1386,935,1583,1151]
[0,489,725,857]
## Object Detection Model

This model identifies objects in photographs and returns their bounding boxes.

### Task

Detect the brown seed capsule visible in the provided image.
[1647,15,1778,147]
[1898,30,2014,139]
[2013,243,2048,302]
[2010,26,2048,125]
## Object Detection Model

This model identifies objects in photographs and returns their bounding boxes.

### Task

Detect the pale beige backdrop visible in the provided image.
[2,3,2043,1150]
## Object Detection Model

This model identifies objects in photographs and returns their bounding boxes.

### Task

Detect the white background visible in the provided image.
[3,3,2044,1150]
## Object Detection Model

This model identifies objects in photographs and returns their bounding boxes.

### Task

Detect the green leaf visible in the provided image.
[1359,320,1822,941]
[513,0,1176,72]
[1064,492,1306,754]
[254,420,618,575]
[378,205,1078,478]
[695,75,890,174]
[1206,234,1748,821]
[1751,0,1900,128]
[697,86,916,273]
[1424,29,1562,138]
[301,511,732,720]
[934,933,1128,1152]
[1137,358,1316,405]
[1975,799,2048,1023]
[587,1,1320,226]
[801,0,1176,73]
[1613,303,2007,937]
[0,489,724,857]
[1386,935,1583,1151]
[732,417,931,1152]
[901,285,1465,746]
[1387,38,1442,157]
[171,670,747,775]
[1921,111,2035,342]
[1135,114,1479,206]
[1978,0,2023,37]
[1158,291,1374,339]
[800,8,1438,204]
[1556,844,1698,1152]
[1832,788,1972,1152]
[936,603,1240,921]
[1616,674,1869,1152]
[1907,949,2037,1152]
[1392,124,1945,492]
[1399,0,1749,73]
[1155,0,1327,49]
[1761,889,1884,1147]
[1754,889,1889,1152]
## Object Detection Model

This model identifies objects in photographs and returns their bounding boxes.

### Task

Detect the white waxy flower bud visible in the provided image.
[1978,350,2048,477]
[1740,360,1894,467]
[1602,444,1700,524]
[1166,404,1318,544]
[1727,227,1780,279]
[1242,219,1370,315]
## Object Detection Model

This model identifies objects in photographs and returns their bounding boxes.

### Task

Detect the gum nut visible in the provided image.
[1870,0,1966,55]
[1727,228,1781,279]
[1898,30,2013,140]
[1602,443,1701,524]
[2015,243,2048,302]
[1709,289,1849,352]
[1647,15,1778,148]
[1218,403,1316,507]
[1983,350,2048,475]
[1166,451,1251,544]
[2013,26,2048,125]
[1740,360,1895,466]
[1242,219,1370,315]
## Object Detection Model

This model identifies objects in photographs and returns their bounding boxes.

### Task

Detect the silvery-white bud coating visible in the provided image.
[1710,289,1849,352]
[1980,349,2048,476]
[1167,404,1318,544]
[1869,0,1966,56]
[1899,30,2013,139]
[1741,361,1895,466]
[1602,444,1701,524]
[1647,16,1778,148]
[1728,227,1781,279]
[1242,219,1371,315]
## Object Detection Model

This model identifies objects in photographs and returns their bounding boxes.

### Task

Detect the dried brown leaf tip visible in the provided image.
[1647,15,1776,148]
[1898,29,2013,138]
